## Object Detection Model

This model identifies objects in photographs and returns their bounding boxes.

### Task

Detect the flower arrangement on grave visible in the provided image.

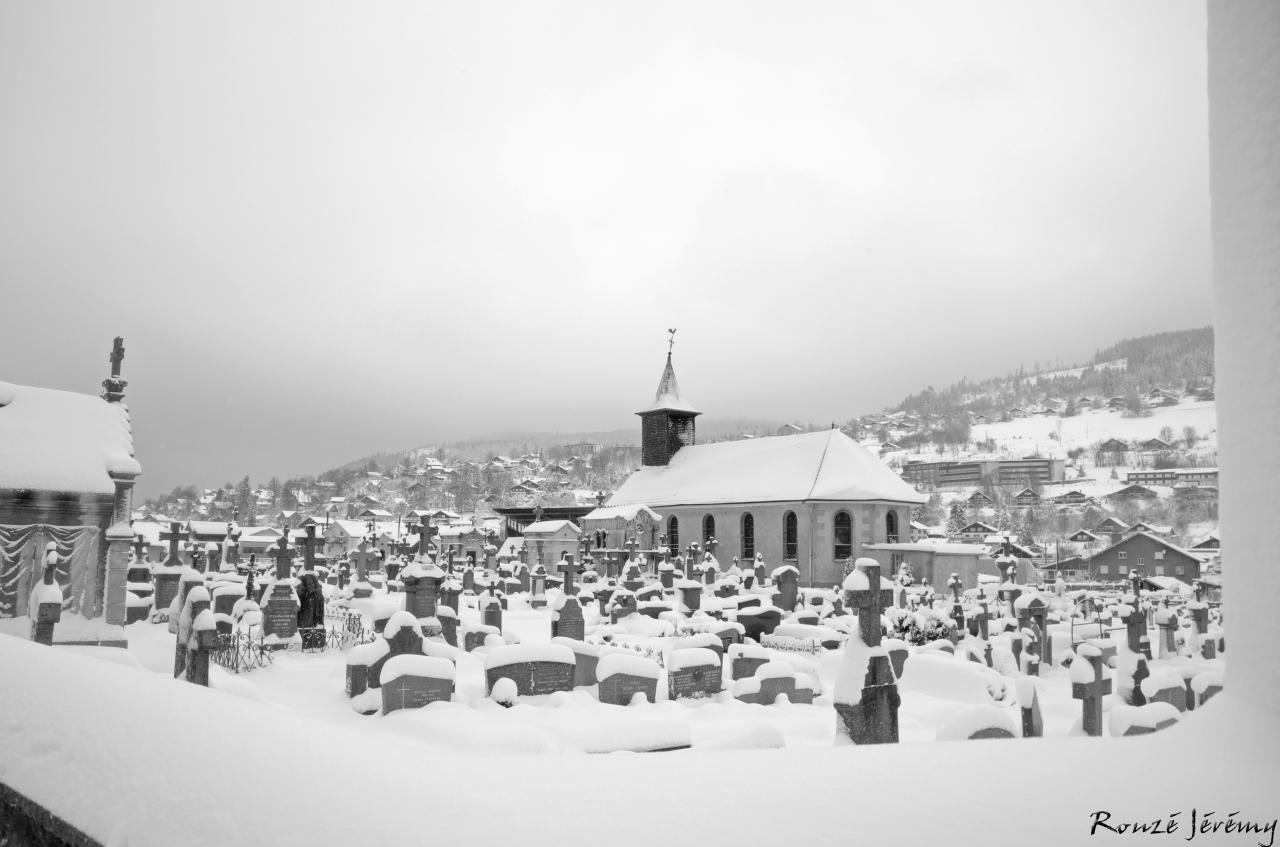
[885,606,955,646]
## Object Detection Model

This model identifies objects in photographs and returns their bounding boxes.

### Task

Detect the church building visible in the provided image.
[592,344,926,587]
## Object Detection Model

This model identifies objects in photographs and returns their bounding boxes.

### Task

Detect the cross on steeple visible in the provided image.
[667,327,677,353]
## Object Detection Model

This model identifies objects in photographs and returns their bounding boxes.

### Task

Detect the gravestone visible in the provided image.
[835,559,901,745]
[349,541,376,599]
[484,646,576,696]
[29,548,63,646]
[368,613,426,688]
[667,648,722,700]
[481,594,503,632]
[772,566,799,611]
[296,527,326,650]
[260,536,300,644]
[1070,645,1112,737]
[380,656,455,714]
[1020,685,1044,738]
[679,583,702,614]
[554,596,585,641]
[596,653,661,705]
[736,606,783,642]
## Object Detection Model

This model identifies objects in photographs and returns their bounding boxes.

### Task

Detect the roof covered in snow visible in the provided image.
[636,353,700,415]
[0,381,140,495]
[606,429,927,508]
[581,504,663,523]
[522,519,581,536]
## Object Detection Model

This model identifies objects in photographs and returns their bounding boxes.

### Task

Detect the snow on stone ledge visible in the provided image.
[382,654,455,682]
[668,647,719,672]
[597,653,661,680]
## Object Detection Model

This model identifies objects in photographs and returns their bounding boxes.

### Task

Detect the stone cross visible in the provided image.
[1072,650,1112,737]
[351,539,375,583]
[848,560,893,648]
[301,524,318,571]
[272,535,294,581]
[1129,569,1143,601]
[159,521,184,567]
[559,553,584,596]
[532,505,544,524]
[109,336,125,377]
[131,533,149,563]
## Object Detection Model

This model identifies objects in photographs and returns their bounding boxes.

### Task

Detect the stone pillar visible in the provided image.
[103,520,134,626]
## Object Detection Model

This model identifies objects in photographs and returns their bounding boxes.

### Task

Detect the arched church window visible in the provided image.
[783,511,798,560]
[886,511,899,543]
[741,513,755,560]
[834,511,853,562]
[703,514,715,543]
[668,516,679,553]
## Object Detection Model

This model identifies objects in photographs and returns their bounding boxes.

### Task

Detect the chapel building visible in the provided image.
[591,346,926,587]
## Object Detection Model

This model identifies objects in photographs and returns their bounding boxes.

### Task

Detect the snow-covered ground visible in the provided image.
[972,401,1219,460]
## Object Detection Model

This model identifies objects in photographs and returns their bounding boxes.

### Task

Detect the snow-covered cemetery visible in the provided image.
[3,2,1278,846]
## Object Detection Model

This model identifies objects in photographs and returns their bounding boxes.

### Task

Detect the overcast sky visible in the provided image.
[0,0,1211,499]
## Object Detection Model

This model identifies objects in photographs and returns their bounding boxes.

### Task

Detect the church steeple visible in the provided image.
[637,331,701,467]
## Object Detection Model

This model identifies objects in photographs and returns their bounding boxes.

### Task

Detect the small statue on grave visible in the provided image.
[297,568,325,629]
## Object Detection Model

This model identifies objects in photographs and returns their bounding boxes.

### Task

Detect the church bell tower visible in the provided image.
[637,331,701,467]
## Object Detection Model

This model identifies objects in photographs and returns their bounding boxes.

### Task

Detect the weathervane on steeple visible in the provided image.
[667,328,677,355]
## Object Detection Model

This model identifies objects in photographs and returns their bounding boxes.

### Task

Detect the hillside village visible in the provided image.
[134,328,1220,593]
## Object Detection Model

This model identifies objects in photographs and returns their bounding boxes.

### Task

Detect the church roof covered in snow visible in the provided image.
[636,353,700,415]
[606,429,927,508]
[581,504,663,523]
[0,380,139,496]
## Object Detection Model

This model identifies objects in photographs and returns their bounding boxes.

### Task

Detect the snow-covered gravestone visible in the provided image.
[552,595,584,641]
[936,705,1018,741]
[484,644,576,697]
[29,546,63,645]
[380,655,455,714]
[260,536,300,645]
[401,558,444,620]
[152,522,186,619]
[834,559,900,745]
[947,573,965,633]
[530,564,548,609]
[125,534,154,624]
[296,526,326,650]
[729,643,770,681]
[667,648,722,700]
[349,541,376,599]
[1070,642,1112,737]
[597,653,661,705]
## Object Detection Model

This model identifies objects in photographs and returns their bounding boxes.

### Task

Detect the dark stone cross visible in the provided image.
[159,522,184,567]
[848,561,894,648]
[1072,651,1112,737]
[835,559,902,745]
[559,553,584,596]
[109,336,125,377]
[131,533,149,563]
[271,536,294,581]
[350,540,376,593]
[101,336,128,401]
[300,525,318,571]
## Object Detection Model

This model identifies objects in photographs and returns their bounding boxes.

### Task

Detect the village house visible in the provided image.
[1089,532,1201,584]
